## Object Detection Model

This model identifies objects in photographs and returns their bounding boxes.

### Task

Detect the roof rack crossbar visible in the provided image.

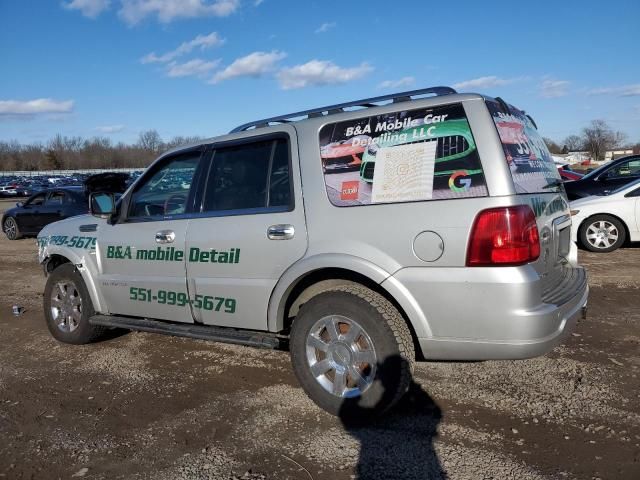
[230,86,457,133]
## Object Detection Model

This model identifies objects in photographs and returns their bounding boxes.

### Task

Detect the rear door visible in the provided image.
[39,190,67,229]
[486,100,572,292]
[184,129,307,330]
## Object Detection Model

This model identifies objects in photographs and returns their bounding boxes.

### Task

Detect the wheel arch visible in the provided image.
[41,250,106,313]
[267,254,429,357]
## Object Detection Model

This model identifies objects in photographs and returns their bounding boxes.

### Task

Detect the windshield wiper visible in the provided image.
[542,180,563,190]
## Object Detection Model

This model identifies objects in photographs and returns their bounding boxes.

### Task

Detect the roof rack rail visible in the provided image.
[229,86,457,133]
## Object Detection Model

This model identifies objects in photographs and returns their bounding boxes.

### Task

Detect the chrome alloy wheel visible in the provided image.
[306,315,377,398]
[3,217,17,240]
[50,280,82,333]
[586,220,619,249]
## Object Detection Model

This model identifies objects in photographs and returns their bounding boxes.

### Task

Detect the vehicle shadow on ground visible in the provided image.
[339,356,446,480]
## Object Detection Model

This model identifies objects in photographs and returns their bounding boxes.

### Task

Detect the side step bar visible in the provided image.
[90,315,284,349]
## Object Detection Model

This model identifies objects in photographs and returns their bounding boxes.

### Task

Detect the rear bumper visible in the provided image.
[417,284,587,360]
[384,265,589,361]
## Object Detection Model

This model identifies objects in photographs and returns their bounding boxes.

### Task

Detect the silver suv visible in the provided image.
[37,87,588,417]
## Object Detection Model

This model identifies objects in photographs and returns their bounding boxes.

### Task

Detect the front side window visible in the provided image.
[606,159,640,179]
[46,192,65,206]
[28,193,46,206]
[129,152,200,218]
[318,103,488,207]
[202,138,291,212]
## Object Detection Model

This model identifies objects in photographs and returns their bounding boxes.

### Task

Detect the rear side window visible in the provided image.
[318,103,488,207]
[486,100,561,193]
[202,138,292,213]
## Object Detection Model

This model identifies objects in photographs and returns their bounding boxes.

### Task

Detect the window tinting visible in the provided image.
[268,139,291,208]
[203,138,291,212]
[129,152,200,218]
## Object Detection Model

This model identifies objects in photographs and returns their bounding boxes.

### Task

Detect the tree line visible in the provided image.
[543,119,638,160]
[0,130,203,171]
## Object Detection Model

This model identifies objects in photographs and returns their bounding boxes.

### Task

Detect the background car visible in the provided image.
[558,168,584,181]
[564,154,640,199]
[570,178,640,252]
[1,187,89,240]
[0,186,18,198]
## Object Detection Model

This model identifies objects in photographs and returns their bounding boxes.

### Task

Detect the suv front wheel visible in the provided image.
[44,264,107,344]
[290,284,414,418]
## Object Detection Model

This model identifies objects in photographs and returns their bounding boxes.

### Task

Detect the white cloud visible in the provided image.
[95,124,125,133]
[167,58,219,77]
[315,22,336,34]
[141,32,225,64]
[254,0,264,5]
[63,0,111,18]
[586,84,640,97]
[540,79,570,98]
[452,75,519,90]
[277,60,373,90]
[211,50,286,83]
[0,99,75,115]
[119,0,239,25]
[378,76,415,90]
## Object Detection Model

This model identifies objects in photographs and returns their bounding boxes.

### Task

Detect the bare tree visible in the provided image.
[613,131,628,149]
[582,120,616,161]
[137,129,163,153]
[563,135,583,152]
[543,137,562,154]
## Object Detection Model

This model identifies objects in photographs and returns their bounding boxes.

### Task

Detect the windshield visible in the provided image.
[486,100,562,194]
[581,162,612,180]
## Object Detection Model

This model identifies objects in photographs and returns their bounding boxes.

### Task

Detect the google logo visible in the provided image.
[449,171,472,192]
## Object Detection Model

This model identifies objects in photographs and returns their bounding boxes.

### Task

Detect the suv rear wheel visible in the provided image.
[290,284,414,418]
[44,264,107,344]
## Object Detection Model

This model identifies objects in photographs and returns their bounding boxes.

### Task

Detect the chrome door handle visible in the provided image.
[155,230,175,244]
[267,224,295,240]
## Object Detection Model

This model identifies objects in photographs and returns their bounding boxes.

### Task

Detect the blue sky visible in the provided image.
[1,0,639,146]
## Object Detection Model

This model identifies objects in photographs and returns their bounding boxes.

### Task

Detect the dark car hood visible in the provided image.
[84,172,129,194]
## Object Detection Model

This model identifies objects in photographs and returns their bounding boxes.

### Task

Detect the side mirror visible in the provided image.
[90,192,116,218]
[16,202,23,207]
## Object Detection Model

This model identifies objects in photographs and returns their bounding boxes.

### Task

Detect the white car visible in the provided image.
[570,178,640,252]
[0,186,18,197]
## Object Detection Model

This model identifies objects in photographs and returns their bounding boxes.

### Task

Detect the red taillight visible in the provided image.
[466,205,540,267]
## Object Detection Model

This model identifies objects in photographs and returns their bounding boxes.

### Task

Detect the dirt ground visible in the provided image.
[0,198,639,480]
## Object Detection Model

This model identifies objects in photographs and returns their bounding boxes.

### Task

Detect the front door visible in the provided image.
[96,149,204,322]
[185,129,307,330]
[17,192,47,233]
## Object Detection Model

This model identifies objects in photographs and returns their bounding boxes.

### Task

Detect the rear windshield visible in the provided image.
[486,100,561,193]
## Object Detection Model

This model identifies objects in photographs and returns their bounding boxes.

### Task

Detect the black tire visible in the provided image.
[579,214,626,253]
[43,264,107,344]
[3,216,21,240]
[290,284,414,419]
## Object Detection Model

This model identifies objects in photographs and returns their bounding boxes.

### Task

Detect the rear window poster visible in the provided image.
[319,104,488,206]
[487,101,561,194]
